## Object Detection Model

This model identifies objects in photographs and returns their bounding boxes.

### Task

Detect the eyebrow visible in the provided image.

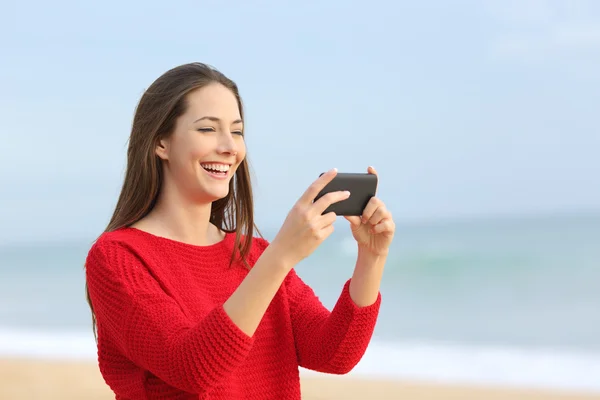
[193,116,243,124]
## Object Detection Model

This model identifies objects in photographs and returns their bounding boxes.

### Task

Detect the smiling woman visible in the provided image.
[195,115,242,179]
[83,62,395,400]
[152,83,247,205]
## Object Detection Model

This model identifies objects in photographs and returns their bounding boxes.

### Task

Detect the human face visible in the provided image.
[156,83,246,203]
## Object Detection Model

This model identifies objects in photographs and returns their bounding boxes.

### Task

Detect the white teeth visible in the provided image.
[201,163,230,172]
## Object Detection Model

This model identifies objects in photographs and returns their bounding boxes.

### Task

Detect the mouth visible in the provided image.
[200,162,231,179]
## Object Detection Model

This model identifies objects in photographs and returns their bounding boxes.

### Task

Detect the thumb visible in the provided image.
[344,215,362,226]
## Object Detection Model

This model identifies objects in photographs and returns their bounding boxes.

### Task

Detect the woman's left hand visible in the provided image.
[344,166,395,256]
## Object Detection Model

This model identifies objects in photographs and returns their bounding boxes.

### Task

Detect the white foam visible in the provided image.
[0,328,97,360]
[2,329,600,393]
[302,340,600,393]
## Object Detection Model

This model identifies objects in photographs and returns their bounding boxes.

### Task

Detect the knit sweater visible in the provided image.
[85,227,381,400]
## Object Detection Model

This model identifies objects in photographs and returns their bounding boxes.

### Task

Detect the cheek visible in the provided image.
[170,141,205,172]
[189,147,208,160]
[187,137,212,160]
[236,139,247,160]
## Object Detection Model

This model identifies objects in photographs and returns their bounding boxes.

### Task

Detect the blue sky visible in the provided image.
[1,0,599,243]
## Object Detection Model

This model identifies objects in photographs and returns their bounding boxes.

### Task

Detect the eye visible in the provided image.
[232,130,244,136]
[197,127,215,133]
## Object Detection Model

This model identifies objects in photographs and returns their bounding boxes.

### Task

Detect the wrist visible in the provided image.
[356,251,386,269]
[262,241,296,274]
[357,245,389,260]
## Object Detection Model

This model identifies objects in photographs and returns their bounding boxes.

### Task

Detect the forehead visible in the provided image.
[185,83,241,120]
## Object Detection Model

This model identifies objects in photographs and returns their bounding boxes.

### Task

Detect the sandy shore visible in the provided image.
[1,358,599,400]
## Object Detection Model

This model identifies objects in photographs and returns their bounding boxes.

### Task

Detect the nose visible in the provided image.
[217,131,238,156]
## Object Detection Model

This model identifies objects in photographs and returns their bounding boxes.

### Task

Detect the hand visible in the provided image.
[344,166,395,256]
[270,168,350,268]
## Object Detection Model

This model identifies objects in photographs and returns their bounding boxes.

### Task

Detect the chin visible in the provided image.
[211,190,230,202]
[194,172,233,202]
[197,186,231,203]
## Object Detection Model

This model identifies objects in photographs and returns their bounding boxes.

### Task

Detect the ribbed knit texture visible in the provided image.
[85,227,381,400]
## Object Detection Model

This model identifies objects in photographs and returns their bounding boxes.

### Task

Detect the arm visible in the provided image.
[293,168,391,370]
[349,248,386,307]
[223,242,291,335]
[285,269,381,375]
[343,168,393,307]
[86,239,289,395]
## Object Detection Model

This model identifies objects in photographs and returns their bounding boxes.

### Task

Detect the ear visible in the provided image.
[155,138,169,160]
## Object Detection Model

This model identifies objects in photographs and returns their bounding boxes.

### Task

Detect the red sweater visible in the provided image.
[85,227,381,399]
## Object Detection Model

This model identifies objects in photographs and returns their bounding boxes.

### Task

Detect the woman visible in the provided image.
[85,62,395,400]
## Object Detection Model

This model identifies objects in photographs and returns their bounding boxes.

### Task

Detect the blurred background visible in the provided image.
[1,0,600,398]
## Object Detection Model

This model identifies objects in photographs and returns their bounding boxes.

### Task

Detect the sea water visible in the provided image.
[1,212,599,392]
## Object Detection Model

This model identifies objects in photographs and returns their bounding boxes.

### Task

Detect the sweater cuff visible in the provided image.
[339,279,382,315]
[193,306,255,366]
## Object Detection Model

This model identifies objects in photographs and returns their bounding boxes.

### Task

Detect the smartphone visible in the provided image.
[314,172,378,216]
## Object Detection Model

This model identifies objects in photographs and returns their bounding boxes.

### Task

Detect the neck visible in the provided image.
[140,180,222,246]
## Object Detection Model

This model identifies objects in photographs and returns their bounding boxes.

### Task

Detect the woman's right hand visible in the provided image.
[269,168,350,268]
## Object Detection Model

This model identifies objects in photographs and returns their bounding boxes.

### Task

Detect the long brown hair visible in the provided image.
[85,62,260,338]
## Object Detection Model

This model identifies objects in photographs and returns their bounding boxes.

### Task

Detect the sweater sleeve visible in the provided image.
[85,240,255,394]
[284,269,381,374]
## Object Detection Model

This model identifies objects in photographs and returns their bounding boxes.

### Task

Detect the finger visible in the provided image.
[367,166,379,193]
[319,223,335,241]
[312,190,350,216]
[361,196,382,224]
[317,211,337,229]
[344,215,361,226]
[299,168,338,205]
[367,205,388,226]
[371,219,395,235]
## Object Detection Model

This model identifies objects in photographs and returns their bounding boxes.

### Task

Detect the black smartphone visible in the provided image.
[314,172,378,216]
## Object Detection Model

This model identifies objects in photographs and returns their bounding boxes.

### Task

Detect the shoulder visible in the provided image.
[92,227,166,255]
[85,228,151,274]
[95,227,148,248]
[85,229,166,297]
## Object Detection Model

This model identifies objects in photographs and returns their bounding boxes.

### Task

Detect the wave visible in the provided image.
[0,328,96,360]
[1,329,599,393]
[305,340,600,393]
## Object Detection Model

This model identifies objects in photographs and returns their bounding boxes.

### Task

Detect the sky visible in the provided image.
[1,0,599,244]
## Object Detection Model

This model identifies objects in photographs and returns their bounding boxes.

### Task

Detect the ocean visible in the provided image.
[1,212,600,392]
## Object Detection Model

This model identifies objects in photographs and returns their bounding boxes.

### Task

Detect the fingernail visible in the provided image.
[332,168,338,173]
[344,191,351,197]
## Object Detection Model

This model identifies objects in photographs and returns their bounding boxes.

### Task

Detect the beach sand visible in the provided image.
[1,358,599,400]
